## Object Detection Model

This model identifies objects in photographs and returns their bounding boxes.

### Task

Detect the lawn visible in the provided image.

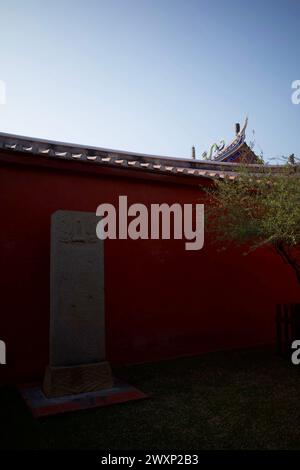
[1,347,300,450]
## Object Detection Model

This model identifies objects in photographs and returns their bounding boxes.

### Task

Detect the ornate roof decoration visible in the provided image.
[200,117,258,164]
[214,116,249,162]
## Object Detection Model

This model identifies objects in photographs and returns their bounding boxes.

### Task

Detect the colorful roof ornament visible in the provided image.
[201,117,259,164]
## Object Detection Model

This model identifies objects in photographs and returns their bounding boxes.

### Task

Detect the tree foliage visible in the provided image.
[206,164,300,282]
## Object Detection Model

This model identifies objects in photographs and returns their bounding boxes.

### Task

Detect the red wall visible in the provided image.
[1,152,300,384]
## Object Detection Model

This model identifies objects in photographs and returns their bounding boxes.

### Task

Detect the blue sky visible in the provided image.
[0,0,299,161]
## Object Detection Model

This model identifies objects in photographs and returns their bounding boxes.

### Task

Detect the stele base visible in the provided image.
[43,361,113,398]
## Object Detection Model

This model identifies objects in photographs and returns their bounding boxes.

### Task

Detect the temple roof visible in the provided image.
[0,128,295,182]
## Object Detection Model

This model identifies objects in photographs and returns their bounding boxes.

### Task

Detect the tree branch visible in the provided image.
[275,242,300,284]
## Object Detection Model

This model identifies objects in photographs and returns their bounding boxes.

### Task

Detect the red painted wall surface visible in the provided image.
[1,152,300,384]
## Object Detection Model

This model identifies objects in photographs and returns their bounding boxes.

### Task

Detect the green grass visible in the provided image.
[1,347,300,450]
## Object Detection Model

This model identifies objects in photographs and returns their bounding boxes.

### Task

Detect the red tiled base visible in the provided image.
[18,379,147,417]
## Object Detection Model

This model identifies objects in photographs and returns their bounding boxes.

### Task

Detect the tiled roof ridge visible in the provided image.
[0,131,297,180]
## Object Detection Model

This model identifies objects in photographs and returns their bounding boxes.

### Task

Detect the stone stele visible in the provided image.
[43,210,113,397]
